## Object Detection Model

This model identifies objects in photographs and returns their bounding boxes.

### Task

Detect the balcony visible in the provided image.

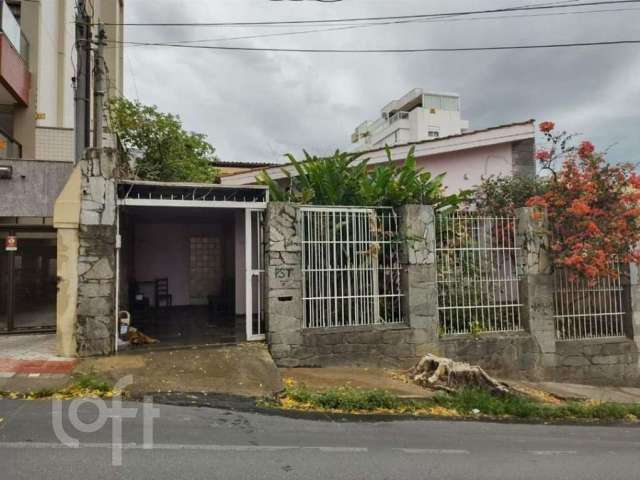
[0,0,30,106]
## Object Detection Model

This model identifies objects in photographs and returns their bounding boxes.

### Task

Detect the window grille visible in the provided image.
[300,207,403,329]
[436,212,523,335]
[554,265,627,340]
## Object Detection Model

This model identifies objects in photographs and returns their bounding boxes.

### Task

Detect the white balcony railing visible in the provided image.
[389,111,409,124]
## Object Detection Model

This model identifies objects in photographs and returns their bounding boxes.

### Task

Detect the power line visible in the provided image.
[112,39,640,53]
[117,6,640,48]
[101,0,640,27]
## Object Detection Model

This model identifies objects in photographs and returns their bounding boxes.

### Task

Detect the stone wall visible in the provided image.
[439,334,541,379]
[265,203,438,368]
[264,202,303,366]
[265,202,640,386]
[75,148,117,356]
[552,338,638,385]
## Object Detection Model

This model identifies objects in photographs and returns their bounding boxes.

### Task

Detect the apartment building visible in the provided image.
[0,0,123,334]
[351,88,470,151]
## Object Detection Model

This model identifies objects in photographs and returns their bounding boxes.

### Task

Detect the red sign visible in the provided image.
[5,236,17,251]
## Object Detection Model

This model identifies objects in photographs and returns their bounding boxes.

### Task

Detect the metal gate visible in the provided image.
[554,264,627,340]
[300,206,403,328]
[435,212,522,335]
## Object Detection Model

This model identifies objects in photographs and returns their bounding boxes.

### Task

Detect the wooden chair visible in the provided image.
[155,278,173,308]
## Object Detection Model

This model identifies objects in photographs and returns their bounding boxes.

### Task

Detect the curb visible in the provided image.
[129,391,640,427]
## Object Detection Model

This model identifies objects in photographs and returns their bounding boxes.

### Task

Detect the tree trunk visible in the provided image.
[408,354,511,396]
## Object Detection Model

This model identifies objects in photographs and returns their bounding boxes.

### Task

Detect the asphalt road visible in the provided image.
[0,399,639,479]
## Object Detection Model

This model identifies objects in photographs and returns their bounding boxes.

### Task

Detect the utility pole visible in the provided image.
[74,0,91,163]
[93,23,106,150]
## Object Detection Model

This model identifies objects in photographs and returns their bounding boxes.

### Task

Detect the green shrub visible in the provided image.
[258,147,470,211]
[71,371,111,393]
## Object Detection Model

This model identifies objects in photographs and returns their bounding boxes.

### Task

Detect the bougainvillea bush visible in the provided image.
[527,122,640,282]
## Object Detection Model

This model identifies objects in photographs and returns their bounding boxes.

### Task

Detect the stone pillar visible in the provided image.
[516,207,555,371]
[265,202,303,366]
[511,138,535,178]
[75,148,118,356]
[398,205,438,343]
[628,263,640,347]
[54,167,82,357]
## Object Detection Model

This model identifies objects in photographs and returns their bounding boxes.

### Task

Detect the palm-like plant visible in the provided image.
[257,147,469,210]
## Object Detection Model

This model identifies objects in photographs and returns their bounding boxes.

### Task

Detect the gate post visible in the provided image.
[264,202,303,366]
[516,207,556,371]
[399,205,438,342]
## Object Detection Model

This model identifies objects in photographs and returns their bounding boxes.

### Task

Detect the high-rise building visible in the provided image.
[0,0,124,334]
[351,88,470,150]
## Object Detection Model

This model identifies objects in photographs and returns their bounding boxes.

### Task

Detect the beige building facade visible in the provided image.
[0,0,124,338]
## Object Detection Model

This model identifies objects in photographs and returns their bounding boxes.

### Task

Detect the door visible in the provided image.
[0,231,10,331]
[245,209,265,341]
[0,231,57,332]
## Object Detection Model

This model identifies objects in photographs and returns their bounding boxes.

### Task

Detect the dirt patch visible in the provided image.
[280,367,435,398]
[78,343,282,397]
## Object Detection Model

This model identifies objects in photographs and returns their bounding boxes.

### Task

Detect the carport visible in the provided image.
[116,180,267,349]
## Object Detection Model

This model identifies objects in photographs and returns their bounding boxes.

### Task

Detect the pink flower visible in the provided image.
[535,149,551,162]
[539,121,555,133]
[578,141,595,158]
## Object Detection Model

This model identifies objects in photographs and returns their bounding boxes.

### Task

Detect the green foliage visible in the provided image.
[474,175,549,217]
[71,371,112,393]
[258,147,470,211]
[436,388,640,420]
[108,97,219,183]
[279,383,640,421]
[284,383,401,411]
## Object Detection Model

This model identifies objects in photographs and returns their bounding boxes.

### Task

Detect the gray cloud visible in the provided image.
[122,0,640,165]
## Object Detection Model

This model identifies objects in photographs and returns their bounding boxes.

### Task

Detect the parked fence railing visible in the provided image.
[300,206,403,329]
[435,212,523,335]
[553,264,627,340]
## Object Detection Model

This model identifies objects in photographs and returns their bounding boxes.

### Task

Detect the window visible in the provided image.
[423,94,459,112]
[428,126,440,138]
[189,236,223,302]
[441,96,459,112]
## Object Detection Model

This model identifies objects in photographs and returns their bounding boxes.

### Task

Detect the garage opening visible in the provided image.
[117,181,267,350]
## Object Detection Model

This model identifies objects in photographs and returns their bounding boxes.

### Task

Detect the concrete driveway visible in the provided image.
[78,343,282,397]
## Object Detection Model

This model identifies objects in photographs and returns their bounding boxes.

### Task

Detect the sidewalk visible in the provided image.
[78,343,283,397]
[280,367,436,398]
[280,367,640,405]
[514,381,640,405]
[0,334,76,393]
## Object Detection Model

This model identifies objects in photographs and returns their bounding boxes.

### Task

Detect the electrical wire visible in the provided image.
[99,0,640,27]
[116,6,640,48]
[111,38,640,54]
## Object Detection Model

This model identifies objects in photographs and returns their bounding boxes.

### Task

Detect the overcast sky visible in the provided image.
[121,0,640,165]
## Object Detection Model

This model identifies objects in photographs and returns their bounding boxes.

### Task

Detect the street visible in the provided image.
[0,399,639,479]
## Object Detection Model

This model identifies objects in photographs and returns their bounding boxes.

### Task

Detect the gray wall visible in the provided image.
[0,159,73,217]
[265,203,640,386]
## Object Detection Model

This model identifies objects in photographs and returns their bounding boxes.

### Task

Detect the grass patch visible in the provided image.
[70,371,112,393]
[0,371,116,400]
[27,388,56,399]
[285,383,401,411]
[271,381,640,422]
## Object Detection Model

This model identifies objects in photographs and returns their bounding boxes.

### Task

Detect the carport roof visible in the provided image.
[117,179,268,209]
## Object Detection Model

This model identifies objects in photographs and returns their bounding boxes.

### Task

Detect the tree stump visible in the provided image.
[408,354,511,396]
